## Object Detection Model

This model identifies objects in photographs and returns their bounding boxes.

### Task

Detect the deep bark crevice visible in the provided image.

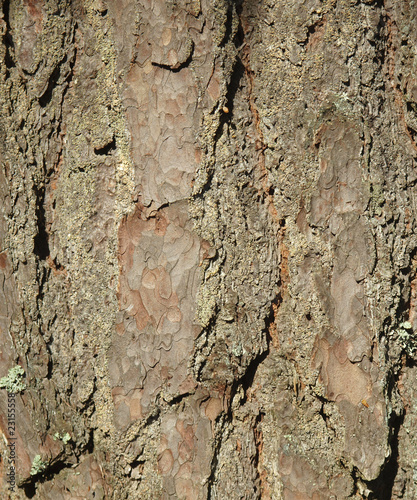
[205,323,271,497]
[39,63,63,108]
[150,45,194,72]
[212,57,245,148]
[2,0,15,71]
[383,1,417,155]
[355,368,404,498]
[223,58,245,120]
[33,185,50,261]
[253,411,266,497]
[232,347,269,406]
[236,1,280,225]
[21,457,73,498]
[366,412,404,499]
[218,1,236,48]
[2,0,417,497]
[94,136,116,156]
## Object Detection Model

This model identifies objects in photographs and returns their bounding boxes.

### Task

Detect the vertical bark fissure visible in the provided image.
[3,0,417,497]
[365,398,404,499]
[33,183,50,260]
[237,2,279,224]
[253,411,268,499]
[2,0,15,73]
[384,0,417,153]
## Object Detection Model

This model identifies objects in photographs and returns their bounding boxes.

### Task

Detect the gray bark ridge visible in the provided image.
[0,0,417,499]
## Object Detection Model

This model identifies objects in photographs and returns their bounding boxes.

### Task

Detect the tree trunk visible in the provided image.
[1,0,417,498]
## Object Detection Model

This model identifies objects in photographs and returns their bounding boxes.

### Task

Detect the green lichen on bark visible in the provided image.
[1,0,417,498]
[0,366,26,393]
[29,455,47,477]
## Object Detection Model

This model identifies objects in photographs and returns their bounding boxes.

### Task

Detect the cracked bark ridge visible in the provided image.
[1,0,417,499]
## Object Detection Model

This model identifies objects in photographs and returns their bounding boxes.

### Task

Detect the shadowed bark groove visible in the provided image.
[1,0,417,499]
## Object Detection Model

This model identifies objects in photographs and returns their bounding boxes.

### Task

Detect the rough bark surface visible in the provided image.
[1,0,417,498]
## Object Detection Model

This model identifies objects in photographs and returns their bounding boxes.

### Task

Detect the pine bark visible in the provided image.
[1,0,417,498]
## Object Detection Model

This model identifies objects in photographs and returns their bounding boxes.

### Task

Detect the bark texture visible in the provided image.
[1,0,417,498]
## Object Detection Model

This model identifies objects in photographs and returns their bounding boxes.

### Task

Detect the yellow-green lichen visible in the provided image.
[30,454,48,476]
[0,365,26,393]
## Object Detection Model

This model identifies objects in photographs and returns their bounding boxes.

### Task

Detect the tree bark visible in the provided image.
[1,0,417,498]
